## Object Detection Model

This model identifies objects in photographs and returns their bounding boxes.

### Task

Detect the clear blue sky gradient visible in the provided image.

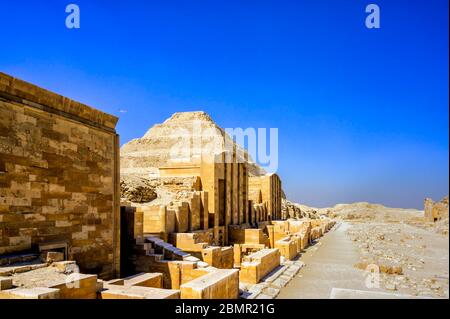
[1,0,448,208]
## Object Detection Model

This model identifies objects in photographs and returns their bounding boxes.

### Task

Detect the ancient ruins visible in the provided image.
[424,196,449,222]
[1,73,447,299]
[0,73,336,299]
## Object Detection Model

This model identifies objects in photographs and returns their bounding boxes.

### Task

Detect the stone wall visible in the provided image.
[248,174,282,221]
[228,226,269,246]
[0,72,120,279]
[275,237,297,260]
[424,196,449,222]
[201,246,234,268]
[169,231,212,252]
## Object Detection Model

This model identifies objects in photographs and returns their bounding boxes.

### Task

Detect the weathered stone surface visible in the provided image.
[180,268,239,299]
[5,287,60,299]
[101,285,180,299]
[240,248,280,284]
[40,251,64,263]
[120,176,157,203]
[0,72,120,279]
[47,273,98,299]
[424,196,449,222]
[123,272,163,288]
[51,261,78,273]
[275,237,297,260]
[201,246,234,269]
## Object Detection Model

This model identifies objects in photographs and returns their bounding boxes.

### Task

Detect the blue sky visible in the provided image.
[1,0,448,208]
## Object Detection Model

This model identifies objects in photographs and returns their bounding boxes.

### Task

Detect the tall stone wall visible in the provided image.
[0,72,120,279]
[248,174,282,221]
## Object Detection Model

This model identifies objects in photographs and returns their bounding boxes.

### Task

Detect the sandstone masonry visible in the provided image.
[0,72,120,279]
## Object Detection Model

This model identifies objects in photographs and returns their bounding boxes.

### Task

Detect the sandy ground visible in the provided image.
[348,221,449,298]
[277,221,449,299]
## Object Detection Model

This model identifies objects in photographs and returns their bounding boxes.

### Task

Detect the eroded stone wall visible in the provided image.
[0,73,120,279]
[424,196,449,222]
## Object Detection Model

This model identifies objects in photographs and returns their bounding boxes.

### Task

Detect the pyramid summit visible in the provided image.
[121,111,266,176]
[164,111,214,122]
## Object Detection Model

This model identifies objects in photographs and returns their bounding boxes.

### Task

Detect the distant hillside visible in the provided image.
[322,202,423,221]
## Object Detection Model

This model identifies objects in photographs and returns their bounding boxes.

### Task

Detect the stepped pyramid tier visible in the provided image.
[120,111,266,177]
[120,110,284,247]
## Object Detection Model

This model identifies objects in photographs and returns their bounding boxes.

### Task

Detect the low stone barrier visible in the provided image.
[180,268,239,299]
[239,248,280,284]
[275,237,297,260]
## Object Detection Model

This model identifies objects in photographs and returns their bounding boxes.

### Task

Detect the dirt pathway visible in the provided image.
[277,222,382,298]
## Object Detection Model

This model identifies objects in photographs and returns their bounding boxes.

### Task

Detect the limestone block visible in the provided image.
[201,247,222,268]
[189,192,201,231]
[169,231,212,252]
[180,266,211,285]
[301,232,309,249]
[220,246,234,269]
[245,228,266,244]
[104,278,125,287]
[6,287,60,299]
[123,272,163,288]
[424,197,449,222]
[275,237,297,260]
[239,248,280,284]
[47,274,97,299]
[0,78,119,278]
[228,226,267,245]
[202,246,234,269]
[310,219,323,228]
[265,224,275,248]
[292,234,303,254]
[286,220,304,233]
[310,227,323,241]
[180,269,239,299]
[134,209,144,242]
[174,204,188,233]
[233,244,242,267]
[101,286,180,299]
[141,205,175,239]
[200,191,209,230]
[51,261,78,273]
[166,208,176,234]
[0,276,13,290]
